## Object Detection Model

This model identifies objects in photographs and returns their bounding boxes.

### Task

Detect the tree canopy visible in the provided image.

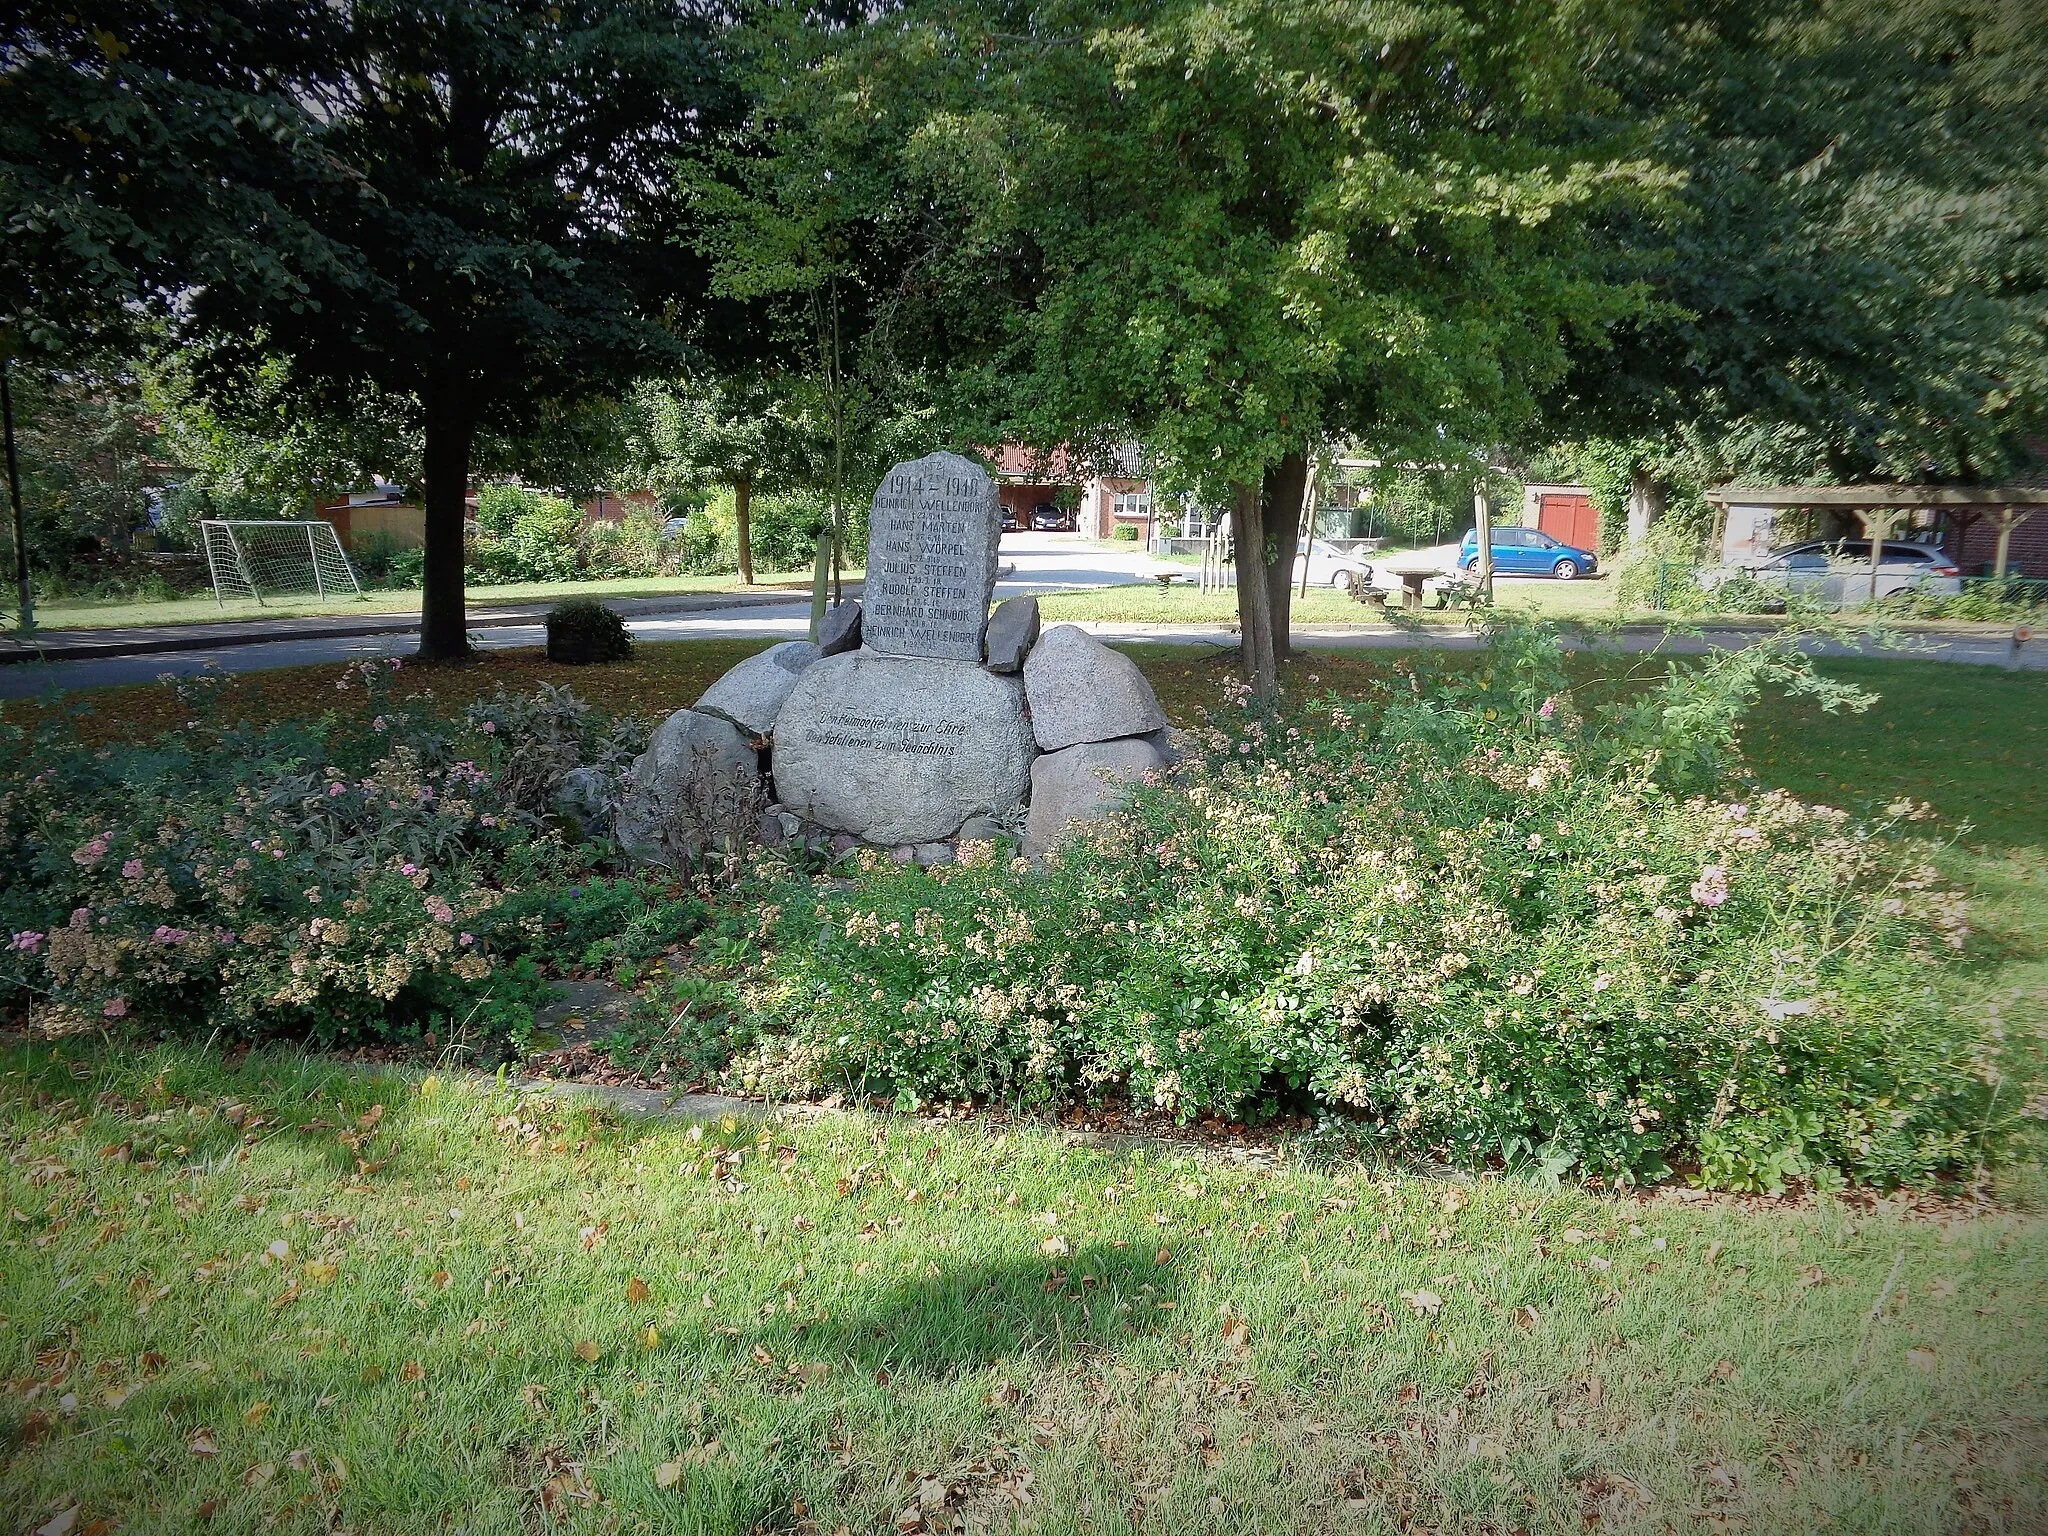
[1543,0,2048,488]
[5,0,738,654]
[737,0,1668,689]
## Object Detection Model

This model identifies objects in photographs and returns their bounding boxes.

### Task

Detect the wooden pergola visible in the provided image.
[1706,484,2048,579]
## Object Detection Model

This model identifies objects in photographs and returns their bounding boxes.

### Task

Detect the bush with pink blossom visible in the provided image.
[0,663,663,1048]
[756,627,2029,1188]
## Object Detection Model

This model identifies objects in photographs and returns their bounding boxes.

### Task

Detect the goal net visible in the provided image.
[200,520,362,606]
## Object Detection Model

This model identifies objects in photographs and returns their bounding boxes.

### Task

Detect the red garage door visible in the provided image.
[1537,493,1599,552]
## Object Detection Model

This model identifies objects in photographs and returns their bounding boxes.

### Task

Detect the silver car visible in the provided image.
[1297,537,1380,590]
[1733,539,1963,600]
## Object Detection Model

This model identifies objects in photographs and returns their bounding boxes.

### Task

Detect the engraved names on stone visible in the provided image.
[862,450,1001,662]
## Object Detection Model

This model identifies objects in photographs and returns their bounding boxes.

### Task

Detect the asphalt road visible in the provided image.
[0,533,1162,698]
[1,533,2040,698]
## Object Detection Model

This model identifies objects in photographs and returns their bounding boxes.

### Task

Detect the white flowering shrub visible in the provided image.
[760,629,2026,1187]
[0,664,666,1047]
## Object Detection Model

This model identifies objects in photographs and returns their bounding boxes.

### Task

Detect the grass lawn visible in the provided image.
[1037,576,1632,627]
[3,1045,2042,1536]
[9,569,839,633]
[4,639,2045,1533]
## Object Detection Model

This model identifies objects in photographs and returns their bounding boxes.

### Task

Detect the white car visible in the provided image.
[1720,539,1962,600]
[1297,538,1379,591]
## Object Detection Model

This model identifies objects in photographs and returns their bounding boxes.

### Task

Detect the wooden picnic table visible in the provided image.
[1391,569,1432,610]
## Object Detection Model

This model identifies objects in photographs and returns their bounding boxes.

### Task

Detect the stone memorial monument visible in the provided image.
[773,451,1030,843]
[616,448,1175,864]
[860,452,1004,661]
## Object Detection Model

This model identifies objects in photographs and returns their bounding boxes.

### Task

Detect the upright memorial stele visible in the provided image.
[770,453,1035,844]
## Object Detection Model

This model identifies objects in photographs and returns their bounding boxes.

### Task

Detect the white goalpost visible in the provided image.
[199,520,363,607]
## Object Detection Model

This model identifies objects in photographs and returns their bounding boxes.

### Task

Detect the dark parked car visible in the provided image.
[1001,505,1022,532]
[1030,502,1073,531]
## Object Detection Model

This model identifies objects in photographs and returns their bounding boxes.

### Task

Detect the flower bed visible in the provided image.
[2,626,2036,1191]
[751,627,2025,1188]
[0,662,693,1051]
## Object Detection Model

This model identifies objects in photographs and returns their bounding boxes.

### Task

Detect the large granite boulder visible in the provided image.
[1021,623,1168,752]
[771,652,1034,845]
[694,640,818,739]
[983,595,1040,674]
[863,451,1002,662]
[613,708,763,867]
[1023,735,1168,859]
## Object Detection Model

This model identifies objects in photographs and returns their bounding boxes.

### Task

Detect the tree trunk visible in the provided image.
[418,394,476,661]
[734,470,754,584]
[1233,481,1277,699]
[1626,469,1665,546]
[1262,450,1309,662]
[1991,508,2033,578]
[1473,485,1494,600]
[1,362,31,632]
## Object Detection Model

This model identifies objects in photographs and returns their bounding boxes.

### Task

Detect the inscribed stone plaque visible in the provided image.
[862,451,1001,661]
[770,652,1033,844]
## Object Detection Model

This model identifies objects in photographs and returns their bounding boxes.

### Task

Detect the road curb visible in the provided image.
[0,589,823,666]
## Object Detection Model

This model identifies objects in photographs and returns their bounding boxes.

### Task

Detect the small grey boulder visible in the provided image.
[613,708,763,867]
[695,641,819,739]
[983,595,1041,674]
[1023,735,1169,859]
[817,598,863,656]
[955,814,1007,846]
[1022,623,1168,752]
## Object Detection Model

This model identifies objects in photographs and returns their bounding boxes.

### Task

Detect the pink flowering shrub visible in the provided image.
[0,665,646,1046]
[761,628,2024,1188]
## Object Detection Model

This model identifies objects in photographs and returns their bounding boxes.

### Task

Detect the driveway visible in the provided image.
[0,534,1162,699]
[995,530,1159,593]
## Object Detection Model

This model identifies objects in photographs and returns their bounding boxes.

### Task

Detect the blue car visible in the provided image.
[1459,526,1598,580]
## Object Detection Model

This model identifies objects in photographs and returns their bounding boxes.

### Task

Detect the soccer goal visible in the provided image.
[199,520,363,606]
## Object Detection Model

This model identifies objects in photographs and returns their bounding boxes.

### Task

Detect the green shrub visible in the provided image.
[1881,577,2048,622]
[755,625,2023,1187]
[673,485,836,575]
[348,530,420,589]
[544,600,631,664]
[1111,523,1141,541]
[602,972,754,1083]
[469,484,586,584]
[485,878,702,971]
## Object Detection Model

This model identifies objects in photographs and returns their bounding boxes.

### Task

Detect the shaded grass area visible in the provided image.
[12,569,840,632]
[0,640,784,743]
[1,1042,2042,1535]
[3,639,2045,1530]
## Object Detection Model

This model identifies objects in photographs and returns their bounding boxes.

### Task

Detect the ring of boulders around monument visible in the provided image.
[599,452,1178,869]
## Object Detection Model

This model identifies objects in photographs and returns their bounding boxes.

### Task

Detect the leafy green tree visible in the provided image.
[1,5,343,360]
[622,375,822,584]
[147,349,416,515]
[776,0,1664,693]
[3,1,735,657]
[1541,0,2048,516]
[680,5,967,627]
[5,363,163,576]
